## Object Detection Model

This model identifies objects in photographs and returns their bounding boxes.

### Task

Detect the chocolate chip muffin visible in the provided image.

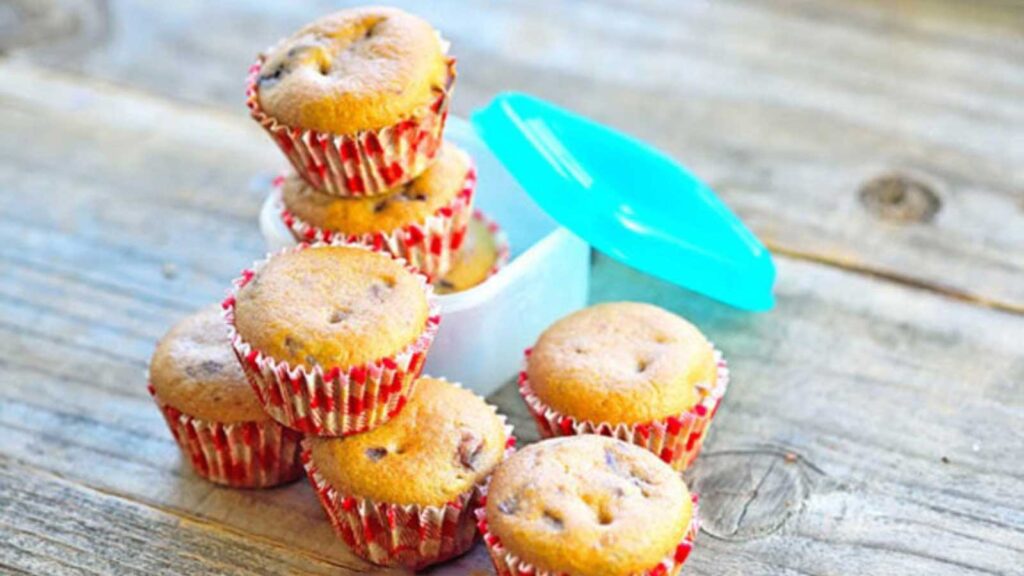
[435,210,508,295]
[479,435,698,576]
[279,142,475,280]
[520,302,729,470]
[226,244,440,436]
[256,7,449,134]
[149,305,302,487]
[248,7,455,196]
[304,377,512,569]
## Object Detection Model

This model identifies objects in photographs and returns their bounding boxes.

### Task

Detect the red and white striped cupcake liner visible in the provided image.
[475,492,700,576]
[518,347,729,471]
[247,56,455,197]
[149,384,303,488]
[302,417,516,569]
[223,242,440,437]
[277,163,476,283]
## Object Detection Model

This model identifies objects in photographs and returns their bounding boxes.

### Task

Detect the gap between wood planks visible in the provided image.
[3,59,1021,320]
[0,454,376,574]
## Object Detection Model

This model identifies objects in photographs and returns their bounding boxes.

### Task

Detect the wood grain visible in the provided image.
[1,2,1023,574]
[6,0,1024,311]
[0,458,388,575]
[1,59,1022,575]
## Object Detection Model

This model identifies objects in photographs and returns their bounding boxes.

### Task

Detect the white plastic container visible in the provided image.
[259,116,590,397]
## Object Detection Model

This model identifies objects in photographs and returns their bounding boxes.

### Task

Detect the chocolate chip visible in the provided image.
[365,447,387,462]
[374,200,389,213]
[497,496,519,515]
[185,360,222,379]
[636,358,649,373]
[605,447,654,496]
[604,448,623,475]
[283,336,302,356]
[329,308,351,324]
[437,279,455,291]
[394,188,426,202]
[457,429,484,471]
[369,281,391,301]
[542,510,564,530]
[257,65,286,88]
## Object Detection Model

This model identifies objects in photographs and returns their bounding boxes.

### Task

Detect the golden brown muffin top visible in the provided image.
[435,215,499,295]
[256,6,449,134]
[150,305,268,423]
[282,142,471,235]
[233,245,429,370]
[527,302,716,425]
[307,377,507,506]
[486,435,692,576]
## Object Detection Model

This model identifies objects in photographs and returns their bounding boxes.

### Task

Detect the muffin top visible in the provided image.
[307,377,507,506]
[282,142,471,235]
[256,6,449,133]
[232,245,429,370]
[486,435,692,576]
[527,302,716,425]
[435,214,500,295]
[150,305,268,423]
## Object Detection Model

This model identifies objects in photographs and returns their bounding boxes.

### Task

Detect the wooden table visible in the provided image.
[2,1,1022,574]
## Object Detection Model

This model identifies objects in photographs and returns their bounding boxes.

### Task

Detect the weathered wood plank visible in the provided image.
[1,57,1022,575]
[6,0,1024,310]
[0,458,366,575]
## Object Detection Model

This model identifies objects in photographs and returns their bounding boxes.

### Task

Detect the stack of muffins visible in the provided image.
[147,6,729,575]
[250,6,507,293]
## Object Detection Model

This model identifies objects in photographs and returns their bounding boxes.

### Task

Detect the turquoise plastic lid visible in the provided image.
[471,93,776,311]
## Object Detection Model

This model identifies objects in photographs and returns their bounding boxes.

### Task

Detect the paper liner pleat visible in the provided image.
[302,409,516,570]
[475,494,700,576]
[518,347,729,471]
[223,242,440,437]
[278,164,477,282]
[247,57,455,197]
[149,385,303,488]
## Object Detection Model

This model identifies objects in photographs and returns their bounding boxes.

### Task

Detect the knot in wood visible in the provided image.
[687,450,809,541]
[859,173,940,223]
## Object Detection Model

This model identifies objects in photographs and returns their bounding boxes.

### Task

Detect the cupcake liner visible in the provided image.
[148,384,304,488]
[302,406,516,570]
[223,242,441,437]
[476,491,699,576]
[277,162,477,282]
[518,347,729,471]
[247,56,455,197]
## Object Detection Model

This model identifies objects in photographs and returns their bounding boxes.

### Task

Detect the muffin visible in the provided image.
[148,305,303,487]
[224,243,440,436]
[303,377,513,569]
[435,210,509,295]
[519,302,728,470]
[279,142,475,281]
[477,435,699,576]
[247,6,455,196]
